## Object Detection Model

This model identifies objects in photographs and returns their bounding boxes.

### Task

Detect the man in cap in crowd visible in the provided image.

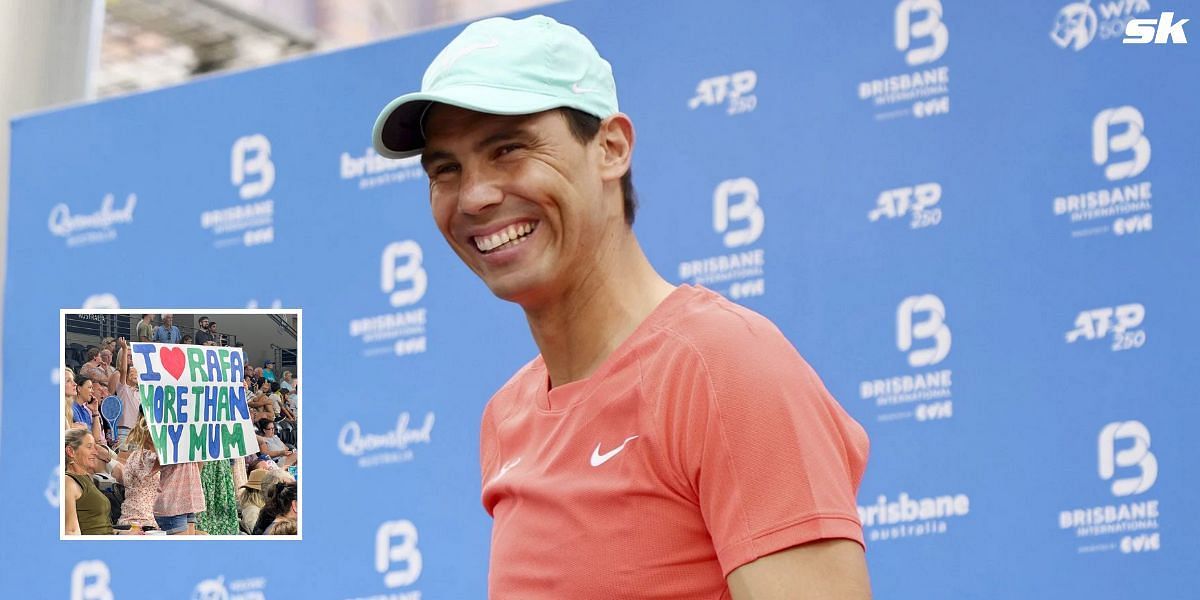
[373,15,870,599]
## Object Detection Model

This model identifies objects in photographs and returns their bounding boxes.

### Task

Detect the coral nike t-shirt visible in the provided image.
[480,285,869,599]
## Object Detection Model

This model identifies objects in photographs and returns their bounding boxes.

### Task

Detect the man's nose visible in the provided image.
[458,165,504,215]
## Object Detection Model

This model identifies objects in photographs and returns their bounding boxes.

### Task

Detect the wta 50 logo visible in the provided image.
[47,193,137,248]
[348,241,429,359]
[860,294,954,424]
[343,520,423,600]
[677,178,766,301]
[857,0,950,121]
[1057,421,1161,555]
[868,182,942,230]
[200,134,277,249]
[1052,106,1154,239]
[1066,303,1146,352]
[689,70,758,116]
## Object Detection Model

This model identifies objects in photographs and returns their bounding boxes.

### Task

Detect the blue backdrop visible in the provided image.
[3,1,1197,598]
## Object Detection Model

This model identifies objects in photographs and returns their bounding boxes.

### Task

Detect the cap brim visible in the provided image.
[372,85,573,159]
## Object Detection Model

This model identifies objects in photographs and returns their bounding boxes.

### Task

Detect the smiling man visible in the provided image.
[373,15,870,600]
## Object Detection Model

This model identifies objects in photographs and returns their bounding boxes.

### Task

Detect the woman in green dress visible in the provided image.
[196,458,240,535]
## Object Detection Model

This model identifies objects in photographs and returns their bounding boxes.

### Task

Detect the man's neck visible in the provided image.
[524,236,675,389]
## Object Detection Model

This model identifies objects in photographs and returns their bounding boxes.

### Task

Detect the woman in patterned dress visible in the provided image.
[117,415,160,531]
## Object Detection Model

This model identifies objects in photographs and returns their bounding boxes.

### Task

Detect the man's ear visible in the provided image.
[597,113,634,183]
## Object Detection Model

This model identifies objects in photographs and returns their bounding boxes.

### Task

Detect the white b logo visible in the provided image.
[71,560,112,600]
[231,134,276,199]
[897,294,951,367]
[1099,420,1157,496]
[81,293,120,309]
[1093,107,1150,181]
[382,241,428,307]
[713,178,764,248]
[895,0,948,65]
[376,520,423,588]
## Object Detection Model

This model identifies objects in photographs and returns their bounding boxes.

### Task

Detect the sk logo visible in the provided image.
[713,178,764,248]
[381,241,428,307]
[897,294,951,367]
[1099,420,1157,496]
[231,134,275,200]
[895,0,948,65]
[377,520,423,588]
[1093,106,1150,181]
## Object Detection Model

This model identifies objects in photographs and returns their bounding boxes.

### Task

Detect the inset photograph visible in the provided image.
[60,310,301,538]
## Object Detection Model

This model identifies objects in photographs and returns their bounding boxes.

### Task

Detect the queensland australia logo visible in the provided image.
[857,0,950,121]
[1053,106,1153,239]
[200,134,276,249]
[859,490,970,543]
[868,182,942,229]
[192,575,268,600]
[349,241,429,359]
[47,193,136,248]
[688,70,757,116]
[1066,303,1146,352]
[1058,421,1161,555]
[859,294,954,424]
[339,412,435,468]
[343,521,423,600]
[677,178,765,301]
[1051,0,1154,50]
[341,149,424,190]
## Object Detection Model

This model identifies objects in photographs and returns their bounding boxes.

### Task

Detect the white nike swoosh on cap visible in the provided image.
[571,82,597,94]
[590,436,639,467]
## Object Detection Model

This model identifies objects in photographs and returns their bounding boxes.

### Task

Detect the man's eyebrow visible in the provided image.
[421,125,536,171]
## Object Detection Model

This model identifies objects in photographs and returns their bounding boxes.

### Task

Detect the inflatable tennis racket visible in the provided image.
[100,395,122,433]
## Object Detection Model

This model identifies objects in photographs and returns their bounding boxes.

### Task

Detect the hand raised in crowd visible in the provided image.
[117,337,127,349]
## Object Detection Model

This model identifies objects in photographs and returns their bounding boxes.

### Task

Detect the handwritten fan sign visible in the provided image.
[131,343,260,465]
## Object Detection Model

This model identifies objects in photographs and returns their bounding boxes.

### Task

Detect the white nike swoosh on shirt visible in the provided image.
[590,436,639,467]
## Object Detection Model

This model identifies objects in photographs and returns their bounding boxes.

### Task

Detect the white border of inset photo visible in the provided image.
[59,308,302,541]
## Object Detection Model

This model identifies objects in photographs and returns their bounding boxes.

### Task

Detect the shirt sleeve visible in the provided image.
[674,310,870,577]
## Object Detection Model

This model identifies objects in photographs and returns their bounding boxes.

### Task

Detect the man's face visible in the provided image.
[164,315,173,326]
[199,318,209,329]
[422,107,616,306]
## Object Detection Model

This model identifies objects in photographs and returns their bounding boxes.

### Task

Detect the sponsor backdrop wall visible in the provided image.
[3,0,1196,597]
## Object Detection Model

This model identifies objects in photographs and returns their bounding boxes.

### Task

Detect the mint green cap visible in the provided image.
[372,15,619,159]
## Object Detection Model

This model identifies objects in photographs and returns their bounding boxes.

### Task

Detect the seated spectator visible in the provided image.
[117,415,160,532]
[63,367,83,431]
[248,381,276,421]
[181,335,194,344]
[237,469,268,534]
[278,389,296,422]
[262,361,277,383]
[254,419,293,465]
[279,370,295,392]
[254,480,298,535]
[64,429,113,535]
[270,518,297,536]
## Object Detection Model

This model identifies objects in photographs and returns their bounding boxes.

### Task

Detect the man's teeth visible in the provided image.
[475,222,535,252]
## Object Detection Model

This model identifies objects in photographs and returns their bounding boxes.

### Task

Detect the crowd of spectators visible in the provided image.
[62,320,299,536]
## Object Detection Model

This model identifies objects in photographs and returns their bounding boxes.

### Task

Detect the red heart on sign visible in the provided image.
[159,346,186,379]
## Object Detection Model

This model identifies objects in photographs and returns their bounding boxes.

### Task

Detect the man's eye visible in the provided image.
[433,163,460,176]
[496,143,522,157]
